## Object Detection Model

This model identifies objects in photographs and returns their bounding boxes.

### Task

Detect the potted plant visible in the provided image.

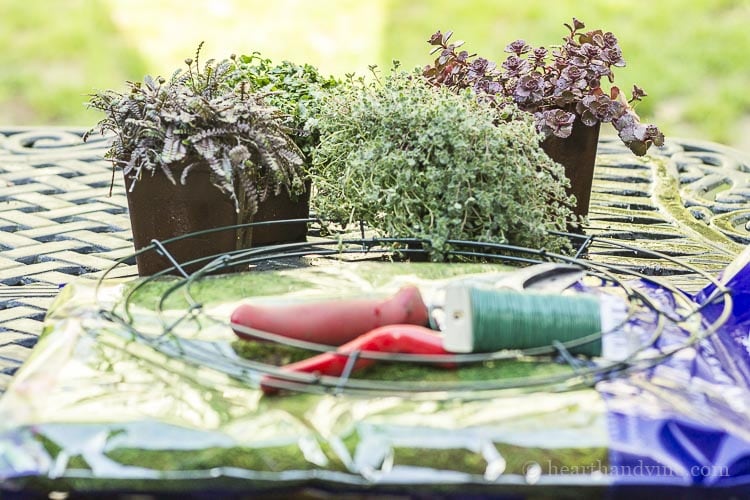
[226,53,340,241]
[309,68,577,259]
[422,18,665,218]
[86,46,307,276]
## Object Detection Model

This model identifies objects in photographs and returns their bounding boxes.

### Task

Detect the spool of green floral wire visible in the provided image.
[442,286,602,357]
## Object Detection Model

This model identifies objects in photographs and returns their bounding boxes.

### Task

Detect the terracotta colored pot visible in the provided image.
[123,163,309,276]
[541,119,601,220]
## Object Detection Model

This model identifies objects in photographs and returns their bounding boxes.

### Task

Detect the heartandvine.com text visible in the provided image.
[540,460,729,477]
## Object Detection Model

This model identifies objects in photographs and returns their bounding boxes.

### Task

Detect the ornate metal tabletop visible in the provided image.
[0,128,748,392]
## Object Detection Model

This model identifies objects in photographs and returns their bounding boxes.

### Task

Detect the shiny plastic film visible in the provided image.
[1,250,750,497]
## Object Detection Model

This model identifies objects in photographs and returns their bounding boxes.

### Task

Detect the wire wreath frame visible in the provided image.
[93,219,733,400]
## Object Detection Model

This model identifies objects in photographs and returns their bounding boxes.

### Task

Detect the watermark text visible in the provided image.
[522,460,729,478]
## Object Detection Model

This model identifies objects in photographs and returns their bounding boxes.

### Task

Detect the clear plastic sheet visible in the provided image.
[1,256,749,497]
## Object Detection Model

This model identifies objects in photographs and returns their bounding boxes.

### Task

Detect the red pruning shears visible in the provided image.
[230,264,583,394]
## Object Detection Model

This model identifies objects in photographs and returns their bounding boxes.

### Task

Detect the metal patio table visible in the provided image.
[1,127,749,393]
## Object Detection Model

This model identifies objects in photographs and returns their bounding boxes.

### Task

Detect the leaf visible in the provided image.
[160,127,187,164]
[580,109,598,127]
[143,74,159,92]
[627,140,649,156]
[179,161,199,185]
[228,144,251,167]
[192,137,219,160]
[159,163,177,186]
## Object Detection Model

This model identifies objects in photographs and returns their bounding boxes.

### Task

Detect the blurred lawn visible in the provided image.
[0,0,147,125]
[0,0,748,151]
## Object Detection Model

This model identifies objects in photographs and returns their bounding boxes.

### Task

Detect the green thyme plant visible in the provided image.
[85,45,305,217]
[310,68,577,258]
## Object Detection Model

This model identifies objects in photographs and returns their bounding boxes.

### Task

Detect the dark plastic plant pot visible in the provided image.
[541,119,601,220]
[123,165,309,276]
[249,183,310,246]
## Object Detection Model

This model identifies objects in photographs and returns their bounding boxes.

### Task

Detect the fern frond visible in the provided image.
[179,161,199,185]
[246,190,259,218]
[159,161,177,186]
[188,127,229,145]
[161,127,187,164]
[194,41,205,70]
[191,137,219,161]
[206,156,229,187]
[143,75,159,92]
[228,144,251,167]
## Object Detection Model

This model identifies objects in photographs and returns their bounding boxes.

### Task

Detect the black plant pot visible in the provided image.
[541,119,601,220]
[123,163,309,276]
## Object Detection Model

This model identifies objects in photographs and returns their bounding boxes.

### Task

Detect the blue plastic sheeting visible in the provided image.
[602,246,750,492]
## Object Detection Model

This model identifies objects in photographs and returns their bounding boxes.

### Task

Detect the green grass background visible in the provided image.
[1,0,749,152]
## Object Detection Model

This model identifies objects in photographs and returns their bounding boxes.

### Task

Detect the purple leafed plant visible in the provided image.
[423,18,664,156]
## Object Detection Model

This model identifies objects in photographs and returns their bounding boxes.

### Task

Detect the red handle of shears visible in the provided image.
[231,285,429,346]
[260,324,452,395]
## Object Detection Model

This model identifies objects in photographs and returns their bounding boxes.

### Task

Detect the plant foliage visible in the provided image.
[423,18,664,156]
[310,69,576,258]
[227,53,339,161]
[85,45,305,216]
